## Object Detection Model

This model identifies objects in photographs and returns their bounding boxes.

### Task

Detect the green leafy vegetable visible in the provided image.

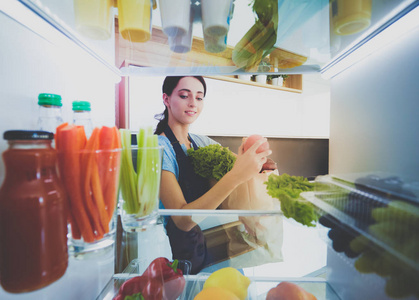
[124,292,145,300]
[250,0,278,26]
[119,127,161,216]
[265,173,317,226]
[187,144,236,181]
[233,0,278,71]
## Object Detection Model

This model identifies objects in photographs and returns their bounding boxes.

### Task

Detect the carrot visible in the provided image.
[57,124,121,241]
[80,128,105,239]
[76,126,87,150]
[99,126,115,150]
[98,126,115,189]
[56,123,82,239]
[91,159,109,233]
[54,122,68,149]
[107,127,122,222]
[70,216,82,240]
[56,125,95,243]
[113,126,122,148]
[98,126,122,222]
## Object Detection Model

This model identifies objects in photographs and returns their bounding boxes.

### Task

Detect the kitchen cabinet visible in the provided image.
[0,1,418,300]
[207,75,303,93]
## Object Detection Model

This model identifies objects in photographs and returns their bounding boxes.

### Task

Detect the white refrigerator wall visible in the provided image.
[329,25,419,181]
[0,12,117,183]
[327,19,419,300]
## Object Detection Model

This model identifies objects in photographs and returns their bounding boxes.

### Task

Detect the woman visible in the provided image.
[155,76,271,273]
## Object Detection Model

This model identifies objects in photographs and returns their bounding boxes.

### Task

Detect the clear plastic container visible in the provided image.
[302,172,419,299]
[37,93,64,133]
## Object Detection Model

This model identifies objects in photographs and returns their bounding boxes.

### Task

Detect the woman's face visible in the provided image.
[164,77,205,126]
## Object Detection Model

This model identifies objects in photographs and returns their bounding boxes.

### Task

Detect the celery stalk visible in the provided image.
[137,131,160,216]
[119,127,161,217]
[119,129,139,214]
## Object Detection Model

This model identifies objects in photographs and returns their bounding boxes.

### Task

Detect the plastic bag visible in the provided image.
[219,170,284,268]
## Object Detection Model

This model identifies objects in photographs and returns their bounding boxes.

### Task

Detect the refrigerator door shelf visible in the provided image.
[5,0,416,76]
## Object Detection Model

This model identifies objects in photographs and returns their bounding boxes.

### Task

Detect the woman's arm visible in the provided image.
[160,138,271,231]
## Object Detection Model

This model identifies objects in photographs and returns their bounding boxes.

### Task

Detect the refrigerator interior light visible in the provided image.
[321,3,419,79]
[0,0,121,84]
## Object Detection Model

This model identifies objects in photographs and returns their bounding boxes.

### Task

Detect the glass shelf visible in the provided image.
[9,0,417,77]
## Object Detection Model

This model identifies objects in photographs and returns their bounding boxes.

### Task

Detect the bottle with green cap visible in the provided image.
[37,93,64,133]
[72,100,93,138]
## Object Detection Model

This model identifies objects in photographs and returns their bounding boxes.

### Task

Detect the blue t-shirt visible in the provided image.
[158,133,219,210]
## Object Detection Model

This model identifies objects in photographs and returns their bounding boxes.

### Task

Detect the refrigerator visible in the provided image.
[0,0,418,299]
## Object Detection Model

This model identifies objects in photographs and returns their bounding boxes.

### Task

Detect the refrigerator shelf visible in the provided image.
[97,259,341,300]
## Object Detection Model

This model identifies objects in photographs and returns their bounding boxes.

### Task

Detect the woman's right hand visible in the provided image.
[229,138,272,183]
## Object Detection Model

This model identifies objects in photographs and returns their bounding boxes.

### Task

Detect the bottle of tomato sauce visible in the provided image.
[0,130,68,293]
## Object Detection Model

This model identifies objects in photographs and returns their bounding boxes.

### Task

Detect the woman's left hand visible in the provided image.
[230,138,272,183]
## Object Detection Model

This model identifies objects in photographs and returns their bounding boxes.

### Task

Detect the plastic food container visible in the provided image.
[118,0,152,43]
[74,0,113,40]
[302,172,419,299]
[331,0,372,35]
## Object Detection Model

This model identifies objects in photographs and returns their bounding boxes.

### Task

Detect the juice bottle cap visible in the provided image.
[38,93,62,107]
[72,101,91,111]
[3,130,54,140]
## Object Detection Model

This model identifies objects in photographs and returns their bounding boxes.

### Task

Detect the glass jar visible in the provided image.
[37,93,64,133]
[0,130,68,293]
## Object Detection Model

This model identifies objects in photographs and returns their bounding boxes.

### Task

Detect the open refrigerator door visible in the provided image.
[0,1,419,299]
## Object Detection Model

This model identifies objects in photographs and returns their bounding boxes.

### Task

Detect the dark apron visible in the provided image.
[163,127,211,274]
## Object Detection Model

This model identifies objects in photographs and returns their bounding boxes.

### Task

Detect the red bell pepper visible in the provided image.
[114,257,185,300]
[115,275,163,300]
[143,257,186,300]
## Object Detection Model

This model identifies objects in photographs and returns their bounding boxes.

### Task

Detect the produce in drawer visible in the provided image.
[316,173,419,298]
[115,276,163,300]
[266,281,317,300]
[351,199,419,299]
[194,287,240,300]
[333,175,419,299]
[265,173,317,226]
[371,200,419,226]
[142,257,186,299]
[201,267,251,300]
[113,257,186,300]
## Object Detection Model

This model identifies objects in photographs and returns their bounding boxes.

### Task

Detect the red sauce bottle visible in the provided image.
[0,130,68,293]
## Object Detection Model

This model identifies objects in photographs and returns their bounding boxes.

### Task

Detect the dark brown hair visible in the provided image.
[154,76,207,134]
